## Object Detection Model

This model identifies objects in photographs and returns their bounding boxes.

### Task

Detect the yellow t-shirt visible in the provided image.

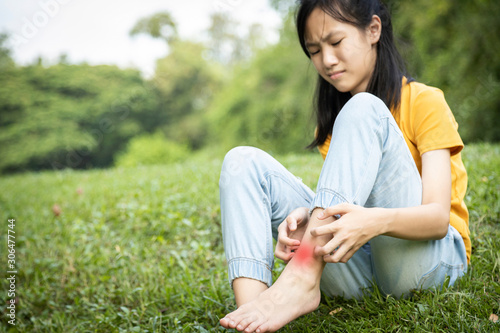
[318,80,471,263]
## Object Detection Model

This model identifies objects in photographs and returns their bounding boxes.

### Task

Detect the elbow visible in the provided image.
[434,211,450,240]
[435,225,448,240]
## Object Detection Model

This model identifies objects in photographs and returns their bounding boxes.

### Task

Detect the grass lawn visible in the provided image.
[1,143,499,332]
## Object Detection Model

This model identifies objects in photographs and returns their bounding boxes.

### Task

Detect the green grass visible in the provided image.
[1,143,499,332]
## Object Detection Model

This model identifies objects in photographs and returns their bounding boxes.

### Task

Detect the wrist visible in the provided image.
[374,207,392,236]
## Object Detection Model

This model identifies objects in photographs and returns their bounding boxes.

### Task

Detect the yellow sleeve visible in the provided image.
[412,87,463,156]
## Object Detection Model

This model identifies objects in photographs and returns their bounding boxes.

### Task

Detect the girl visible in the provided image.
[219,0,469,332]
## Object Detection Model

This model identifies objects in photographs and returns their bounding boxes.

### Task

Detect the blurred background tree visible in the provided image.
[391,0,500,142]
[206,14,317,154]
[0,0,498,173]
[130,12,224,150]
[0,33,14,70]
[129,12,178,44]
[0,60,161,172]
[153,40,221,149]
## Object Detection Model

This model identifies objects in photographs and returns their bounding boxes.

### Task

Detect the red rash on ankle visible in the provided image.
[294,241,314,265]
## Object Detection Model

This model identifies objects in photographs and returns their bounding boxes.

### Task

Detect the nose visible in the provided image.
[322,49,338,69]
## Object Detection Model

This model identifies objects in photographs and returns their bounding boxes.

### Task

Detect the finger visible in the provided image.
[339,248,356,263]
[276,242,300,256]
[318,203,353,219]
[322,253,337,263]
[275,238,299,258]
[323,241,356,263]
[330,244,351,263]
[324,246,355,263]
[310,223,337,237]
[275,248,294,262]
[278,231,300,247]
[286,216,297,231]
[314,238,342,257]
[277,220,286,233]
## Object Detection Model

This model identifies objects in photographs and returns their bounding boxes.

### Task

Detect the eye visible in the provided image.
[309,49,320,56]
[332,39,343,46]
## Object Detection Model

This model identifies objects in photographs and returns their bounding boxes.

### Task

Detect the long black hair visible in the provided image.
[296,0,411,148]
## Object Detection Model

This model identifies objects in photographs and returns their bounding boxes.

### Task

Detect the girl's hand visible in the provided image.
[310,203,385,263]
[274,207,310,263]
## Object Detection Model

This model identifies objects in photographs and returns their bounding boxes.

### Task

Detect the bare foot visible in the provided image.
[219,256,322,332]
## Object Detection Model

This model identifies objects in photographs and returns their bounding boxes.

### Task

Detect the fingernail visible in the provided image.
[318,212,324,218]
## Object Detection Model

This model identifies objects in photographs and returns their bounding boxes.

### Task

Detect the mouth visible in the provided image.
[328,70,345,80]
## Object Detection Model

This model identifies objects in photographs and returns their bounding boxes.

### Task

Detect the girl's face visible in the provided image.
[305,7,381,95]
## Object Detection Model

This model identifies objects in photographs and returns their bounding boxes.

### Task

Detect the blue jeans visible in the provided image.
[219,93,467,299]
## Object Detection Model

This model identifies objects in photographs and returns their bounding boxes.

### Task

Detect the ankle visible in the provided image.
[284,256,324,289]
[233,278,268,307]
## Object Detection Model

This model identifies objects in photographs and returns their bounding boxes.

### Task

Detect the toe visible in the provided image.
[243,312,266,333]
[219,317,229,328]
[245,322,260,333]
[221,316,237,329]
[236,318,251,332]
[255,322,270,333]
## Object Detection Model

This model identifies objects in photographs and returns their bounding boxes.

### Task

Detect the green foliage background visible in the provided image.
[0,63,162,172]
[115,132,189,168]
[1,0,499,173]
[391,0,500,142]
[207,16,318,154]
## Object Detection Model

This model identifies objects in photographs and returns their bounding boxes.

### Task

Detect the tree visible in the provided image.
[205,13,266,65]
[129,11,223,149]
[0,62,162,173]
[392,0,500,142]
[207,14,318,153]
[0,33,14,69]
[129,12,178,44]
[152,40,222,149]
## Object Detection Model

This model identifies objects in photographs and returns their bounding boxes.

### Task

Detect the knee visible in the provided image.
[335,93,390,126]
[220,146,263,188]
[222,146,262,171]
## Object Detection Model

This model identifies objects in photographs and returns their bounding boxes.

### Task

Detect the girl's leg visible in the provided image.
[220,93,404,331]
[220,147,338,332]
[370,225,467,298]
[313,92,466,299]
[219,146,315,304]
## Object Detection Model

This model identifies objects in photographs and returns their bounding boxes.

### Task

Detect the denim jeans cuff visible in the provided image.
[228,258,273,288]
[309,189,347,214]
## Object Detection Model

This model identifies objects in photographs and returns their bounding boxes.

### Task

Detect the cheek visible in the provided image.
[311,58,322,72]
[337,45,353,63]
[350,41,373,66]
[311,58,325,78]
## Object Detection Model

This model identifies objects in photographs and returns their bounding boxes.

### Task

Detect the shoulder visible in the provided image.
[401,80,454,123]
[402,80,462,155]
[403,80,447,107]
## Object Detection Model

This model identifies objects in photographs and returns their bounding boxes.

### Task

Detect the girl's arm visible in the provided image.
[383,148,451,239]
[310,148,452,263]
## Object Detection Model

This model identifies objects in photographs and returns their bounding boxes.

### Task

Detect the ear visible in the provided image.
[368,15,382,45]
